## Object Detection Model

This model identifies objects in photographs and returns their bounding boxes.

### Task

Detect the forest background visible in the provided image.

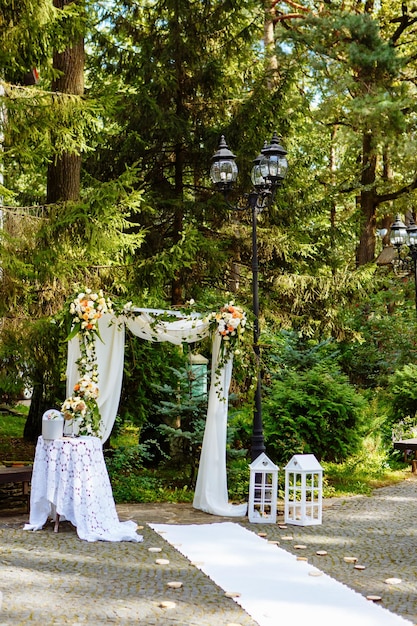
[2,0,417,500]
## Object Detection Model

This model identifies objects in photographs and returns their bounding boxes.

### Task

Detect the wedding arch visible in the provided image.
[64,292,248,517]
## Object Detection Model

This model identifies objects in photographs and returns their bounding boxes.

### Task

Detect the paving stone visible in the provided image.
[1,477,417,624]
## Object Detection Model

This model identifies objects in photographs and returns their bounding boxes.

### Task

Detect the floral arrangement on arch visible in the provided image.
[67,289,114,343]
[205,302,247,367]
[63,289,113,437]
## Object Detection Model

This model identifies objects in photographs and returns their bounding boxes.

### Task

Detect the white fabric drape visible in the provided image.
[66,314,126,443]
[193,333,248,517]
[66,309,247,516]
[124,312,209,345]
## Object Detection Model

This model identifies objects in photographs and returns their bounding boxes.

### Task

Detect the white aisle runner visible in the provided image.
[150,522,413,626]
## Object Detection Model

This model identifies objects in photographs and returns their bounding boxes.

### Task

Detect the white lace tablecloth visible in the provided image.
[24,436,142,543]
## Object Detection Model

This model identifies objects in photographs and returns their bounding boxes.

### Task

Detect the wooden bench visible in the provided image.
[393,438,417,472]
[0,466,33,512]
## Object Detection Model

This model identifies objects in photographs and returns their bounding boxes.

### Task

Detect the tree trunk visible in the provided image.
[47,0,84,204]
[378,145,394,247]
[356,131,378,265]
[47,150,83,203]
[23,384,51,442]
[171,142,184,306]
[263,0,278,88]
[171,14,185,307]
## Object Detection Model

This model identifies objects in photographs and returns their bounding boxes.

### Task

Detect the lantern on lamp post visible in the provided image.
[389,214,417,312]
[210,133,288,461]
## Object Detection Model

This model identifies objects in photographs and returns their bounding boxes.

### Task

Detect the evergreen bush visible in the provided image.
[241,330,367,463]
[262,364,366,462]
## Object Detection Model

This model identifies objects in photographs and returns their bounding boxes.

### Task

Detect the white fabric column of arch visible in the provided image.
[66,314,126,443]
[193,332,248,516]
[66,311,247,516]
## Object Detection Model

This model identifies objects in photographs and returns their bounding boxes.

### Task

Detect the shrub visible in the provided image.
[262,364,366,462]
[386,363,417,424]
[248,331,366,463]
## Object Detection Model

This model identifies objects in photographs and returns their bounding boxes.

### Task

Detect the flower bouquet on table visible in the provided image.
[61,375,102,437]
[205,302,247,369]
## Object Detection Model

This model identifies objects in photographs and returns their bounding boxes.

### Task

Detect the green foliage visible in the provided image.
[0,161,148,439]
[0,0,66,82]
[226,456,250,502]
[0,404,409,502]
[0,318,66,412]
[105,420,194,502]
[263,330,340,372]
[385,364,417,425]
[265,265,378,341]
[228,331,368,463]
[0,328,27,403]
[5,0,417,477]
[84,0,292,303]
[19,318,67,440]
[339,273,417,387]
[108,470,190,503]
[391,415,417,443]
[322,435,406,496]
[260,331,366,463]
[263,365,365,462]
[105,445,149,475]
[117,339,187,432]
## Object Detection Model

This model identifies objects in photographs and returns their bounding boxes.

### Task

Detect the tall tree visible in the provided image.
[86,0,285,305]
[271,0,417,265]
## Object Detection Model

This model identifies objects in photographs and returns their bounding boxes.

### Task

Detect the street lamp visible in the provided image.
[389,213,417,312]
[210,132,288,461]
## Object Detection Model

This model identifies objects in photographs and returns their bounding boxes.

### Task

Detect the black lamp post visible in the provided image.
[389,214,417,312]
[210,132,288,461]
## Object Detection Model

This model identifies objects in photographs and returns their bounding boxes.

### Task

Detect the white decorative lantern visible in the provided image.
[42,409,64,440]
[284,454,323,526]
[248,453,278,524]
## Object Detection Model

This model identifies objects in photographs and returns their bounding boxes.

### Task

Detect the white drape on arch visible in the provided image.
[66,311,247,517]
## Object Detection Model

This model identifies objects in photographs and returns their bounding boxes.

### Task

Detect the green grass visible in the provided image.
[321,459,408,497]
[0,409,27,437]
[0,407,35,462]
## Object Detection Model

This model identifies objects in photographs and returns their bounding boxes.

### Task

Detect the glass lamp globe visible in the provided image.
[390,215,408,247]
[251,150,266,188]
[210,136,238,189]
[261,132,288,185]
[407,217,417,248]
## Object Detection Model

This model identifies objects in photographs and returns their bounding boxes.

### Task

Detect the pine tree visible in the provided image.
[85,0,283,305]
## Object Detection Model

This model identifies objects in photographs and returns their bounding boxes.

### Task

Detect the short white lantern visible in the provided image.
[284,454,323,526]
[42,409,64,440]
[248,453,278,524]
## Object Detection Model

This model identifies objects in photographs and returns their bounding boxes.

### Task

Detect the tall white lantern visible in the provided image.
[248,453,278,524]
[284,454,323,526]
